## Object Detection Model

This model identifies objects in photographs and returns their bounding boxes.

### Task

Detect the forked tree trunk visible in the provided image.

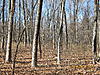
[30,0,38,46]
[22,0,27,47]
[57,0,64,64]
[31,0,43,67]
[6,0,16,62]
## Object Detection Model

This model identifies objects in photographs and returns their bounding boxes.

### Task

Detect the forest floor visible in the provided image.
[0,43,100,75]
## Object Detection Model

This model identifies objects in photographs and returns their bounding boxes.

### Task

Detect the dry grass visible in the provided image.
[0,43,100,75]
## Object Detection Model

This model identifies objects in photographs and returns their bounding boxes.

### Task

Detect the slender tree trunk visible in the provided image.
[98,10,100,57]
[6,0,16,62]
[52,0,55,50]
[1,0,5,50]
[12,27,26,75]
[9,0,11,13]
[97,0,100,57]
[53,24,55,50]
[73,0,78,44]
[18,0,21,41]
[92,0,99,64]
[31,0,43,67]
[38,34,42,58]
[73,0,76,44]
[22,0,27,47]
[57,0,64,64]
[63,0,68,49]
[75,0,78,44]
[96,0,100,58]
[30,0,34,46]
[30,0,38,45]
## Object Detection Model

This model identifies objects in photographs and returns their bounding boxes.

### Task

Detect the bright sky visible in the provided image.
[42,0,94,23]
[0,0,95,22]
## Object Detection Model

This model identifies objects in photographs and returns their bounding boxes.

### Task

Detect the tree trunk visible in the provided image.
[11,27,26,75]
[63,0,68,49]
[22,0,27,47]
[98,10,100,57]
[6,0,16,62]
[96,0,100,59]
[57,0,64,64]
[92,0,100,64]
[31,0,43,67]
[52,0,55,50]
[18,0,21,41]
[73,0,78,44]
[30,0,38,46]
[38,34,42,58]
[1,0,5,50]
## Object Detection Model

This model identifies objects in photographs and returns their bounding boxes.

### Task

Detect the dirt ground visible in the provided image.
[0,44,100,75]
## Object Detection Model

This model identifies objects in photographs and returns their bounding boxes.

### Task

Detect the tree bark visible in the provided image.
[92,0,100,64]
[6,0,16,62]
[57,0,64,64]
[22,0,27,47]
[31,0,43,67]
[18,0,21,41]
[38,34,42,58]
[63,0,68,49]
[73,0,78,44]
[1,0,5,50]
[52,0,55,50]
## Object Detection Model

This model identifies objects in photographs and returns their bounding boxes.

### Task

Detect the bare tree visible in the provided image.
[73,0,79,44]
[1,0,5,50]
[31,0,43,67]
[30,0,38,45]
[5,0,16,62]
[92,0,100,64]
[57,0,64,64]
[63,0,68,48]
[18,0,21,41]
[52,0,56,50]
[22,0,28,47]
